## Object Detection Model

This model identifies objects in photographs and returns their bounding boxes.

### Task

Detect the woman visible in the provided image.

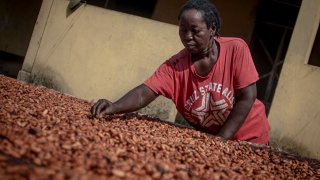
[91,0,270,145]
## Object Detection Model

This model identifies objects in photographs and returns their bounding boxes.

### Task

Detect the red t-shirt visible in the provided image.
[144,37,270,144]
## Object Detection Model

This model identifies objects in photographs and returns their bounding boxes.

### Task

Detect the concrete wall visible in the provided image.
[268,0,320,159]
[18,0,183,122]
[152,0,258,43]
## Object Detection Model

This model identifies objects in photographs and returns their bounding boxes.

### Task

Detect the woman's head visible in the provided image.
[178,0,221,54]
[178,0,221,35]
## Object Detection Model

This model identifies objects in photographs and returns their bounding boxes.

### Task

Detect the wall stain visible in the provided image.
[30,64,72,95]
[270,135,314,158]
[138,98,172,121]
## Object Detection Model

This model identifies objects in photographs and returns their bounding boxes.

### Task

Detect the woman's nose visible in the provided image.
[184,31,193,40]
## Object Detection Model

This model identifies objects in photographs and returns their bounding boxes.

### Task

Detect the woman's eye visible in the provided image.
[193,29,201,34]
[179,29,187,33]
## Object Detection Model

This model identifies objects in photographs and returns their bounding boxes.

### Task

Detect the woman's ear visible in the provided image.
[210,25,216,36]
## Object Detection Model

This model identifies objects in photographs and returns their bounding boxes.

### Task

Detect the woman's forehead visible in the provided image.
[180,9,204,20]
[179,9,206,26]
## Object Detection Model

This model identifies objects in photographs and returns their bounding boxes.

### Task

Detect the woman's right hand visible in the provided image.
[90,99,114,118]
[90,84,158,119]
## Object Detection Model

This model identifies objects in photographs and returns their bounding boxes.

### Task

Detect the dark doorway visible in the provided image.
[0,0,43,78]
[250,0,302,114]
[308,25,320,67]
[0,51,24,78]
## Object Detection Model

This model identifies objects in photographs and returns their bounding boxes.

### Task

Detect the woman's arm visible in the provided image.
[217,83,257,140]
[91,84,158,118]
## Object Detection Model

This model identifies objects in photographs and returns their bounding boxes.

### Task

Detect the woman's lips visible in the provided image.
[185,42,196,48]
[186,42,195,46]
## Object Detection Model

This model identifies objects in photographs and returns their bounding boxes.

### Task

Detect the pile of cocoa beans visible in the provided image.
[0,75,319,179]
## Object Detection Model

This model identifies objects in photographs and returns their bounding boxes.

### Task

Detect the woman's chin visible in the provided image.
[185,47,199,54]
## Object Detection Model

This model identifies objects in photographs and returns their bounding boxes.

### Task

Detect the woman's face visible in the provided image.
[179,9,214,54]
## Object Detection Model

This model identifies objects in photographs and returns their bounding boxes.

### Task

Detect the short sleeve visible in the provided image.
[144,60,175,100]
[233,40,259,89]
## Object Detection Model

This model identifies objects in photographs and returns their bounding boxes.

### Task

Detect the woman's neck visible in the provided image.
[192,38,218,62]
[191,39,219,77]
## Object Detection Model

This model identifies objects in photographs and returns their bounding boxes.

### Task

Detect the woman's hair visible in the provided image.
[178,0,221,36]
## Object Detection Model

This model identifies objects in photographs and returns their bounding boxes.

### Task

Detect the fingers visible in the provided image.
[91,99,111,118]
[100,109,111,118]
[90,99,101,117]
[95,99,106,117]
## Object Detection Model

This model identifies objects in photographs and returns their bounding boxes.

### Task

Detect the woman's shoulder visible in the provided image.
[216,36,248,48]
[164,48,190,69]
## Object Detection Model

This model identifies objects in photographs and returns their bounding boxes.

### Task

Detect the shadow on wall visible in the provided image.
[30,65,72,96]
[270,134,313,158]
[66,0,85,17]
[139,98,173,121]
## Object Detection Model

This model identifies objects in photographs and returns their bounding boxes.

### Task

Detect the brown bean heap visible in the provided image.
[0,75,319,179]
